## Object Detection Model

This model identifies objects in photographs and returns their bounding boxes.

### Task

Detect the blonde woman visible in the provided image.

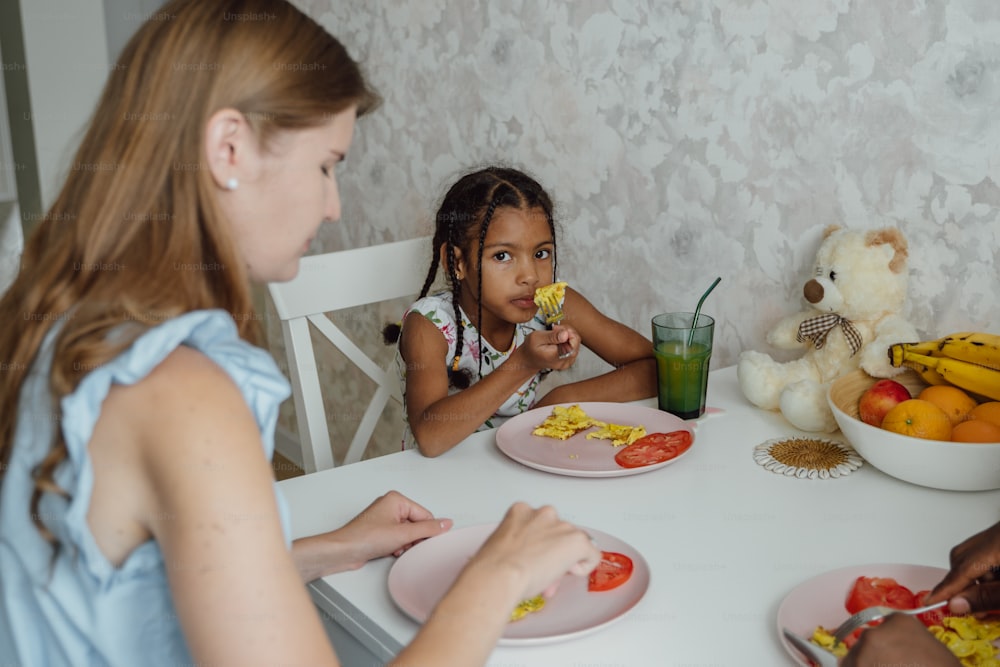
[0,1,599,665]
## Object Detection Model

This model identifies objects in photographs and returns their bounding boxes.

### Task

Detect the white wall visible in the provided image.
[1,0,155,271]
[102,0,169,61]
[18,0,110,208]
[0,201,22,294]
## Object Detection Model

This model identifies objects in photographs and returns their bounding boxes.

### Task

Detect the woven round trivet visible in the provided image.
[753,437,863,479]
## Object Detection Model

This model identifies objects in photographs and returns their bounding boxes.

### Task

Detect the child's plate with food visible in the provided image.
[495,402,695,477]
[387,522,651,645]
[777,563,1000,666]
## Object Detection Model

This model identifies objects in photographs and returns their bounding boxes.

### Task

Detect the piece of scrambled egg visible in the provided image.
[812,616,1000,666]
[532,404,601,440]
[585,423,647,447]
[533,282,568,310]
[510,595,546,622]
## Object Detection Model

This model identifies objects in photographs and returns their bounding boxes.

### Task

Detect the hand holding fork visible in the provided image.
[535,283,574,360]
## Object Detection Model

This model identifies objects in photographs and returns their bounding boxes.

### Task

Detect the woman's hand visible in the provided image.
[928,520,1000,614]
[336,490,453,562]
[840,613,959,666]
[392,503,600,666]
[465,502,600,601]
[292,491,452,580]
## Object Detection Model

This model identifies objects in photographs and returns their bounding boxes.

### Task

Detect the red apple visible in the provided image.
[858,379,912,427]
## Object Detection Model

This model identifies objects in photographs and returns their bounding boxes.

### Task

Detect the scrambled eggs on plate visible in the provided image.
[812,616,1000,665]
[532,404,644,447]
[532,405,601,440]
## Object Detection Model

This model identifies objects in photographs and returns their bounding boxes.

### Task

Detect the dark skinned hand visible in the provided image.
[926,519,1000,615]
[839,613,959,667]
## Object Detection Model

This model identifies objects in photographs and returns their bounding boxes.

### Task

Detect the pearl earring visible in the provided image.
[226,177,239,191]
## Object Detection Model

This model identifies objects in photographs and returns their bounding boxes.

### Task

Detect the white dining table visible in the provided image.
[278,366,1000,667]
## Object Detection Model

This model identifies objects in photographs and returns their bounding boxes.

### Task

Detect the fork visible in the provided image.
[832,600,947,645]
[536,290,573,359]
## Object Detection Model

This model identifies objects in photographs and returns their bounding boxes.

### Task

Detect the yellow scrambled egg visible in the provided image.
[532,404,601,440]
[532,405,644,446]
[811,616,1000,666]
[533,281,567,310]
[510,595,546,622]
[810,627,848,658]
[930,616,1000,666]
[585,422,647,447]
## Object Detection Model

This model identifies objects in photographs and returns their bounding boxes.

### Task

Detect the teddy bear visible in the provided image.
[737,225,919,432]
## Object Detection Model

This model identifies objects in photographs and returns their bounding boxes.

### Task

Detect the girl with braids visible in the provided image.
[387,167,657,456]
[0,3,599,666]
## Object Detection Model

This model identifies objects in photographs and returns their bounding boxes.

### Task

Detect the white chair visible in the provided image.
[267,236,432,472]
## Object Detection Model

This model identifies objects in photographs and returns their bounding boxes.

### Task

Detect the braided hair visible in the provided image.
[383,167,557,389]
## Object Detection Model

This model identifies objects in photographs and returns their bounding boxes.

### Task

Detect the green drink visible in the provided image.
[655,342,712,418]
[652,313,715,419]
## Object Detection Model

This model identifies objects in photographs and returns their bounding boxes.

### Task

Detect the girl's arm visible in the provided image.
[399,311,576,456]
[535,287,657,407]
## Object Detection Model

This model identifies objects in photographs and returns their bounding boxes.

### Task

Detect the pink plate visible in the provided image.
[387,523,651,646]
[777,563,947,666]
[495,402,695,477]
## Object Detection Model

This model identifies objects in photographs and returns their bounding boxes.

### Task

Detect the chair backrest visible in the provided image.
[267,236,432,472]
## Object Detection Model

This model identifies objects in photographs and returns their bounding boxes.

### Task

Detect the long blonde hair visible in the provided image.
[0,0,378,540]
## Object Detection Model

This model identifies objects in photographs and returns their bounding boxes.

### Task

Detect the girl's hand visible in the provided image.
[335,491,453,565]
[520,326,580,371]
[927,520,1000,614]
[466,503,600,601]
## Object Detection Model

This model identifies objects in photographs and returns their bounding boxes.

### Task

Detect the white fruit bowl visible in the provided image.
[828,369,1000,492]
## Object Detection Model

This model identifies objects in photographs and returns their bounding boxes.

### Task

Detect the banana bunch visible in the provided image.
[888,332,1000,401]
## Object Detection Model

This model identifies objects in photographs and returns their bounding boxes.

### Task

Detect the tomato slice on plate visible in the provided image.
[842,627,863,649]
[845,576,917,615]
[614,430,692,469]
[588,551,634,592]
[914,590,948,628]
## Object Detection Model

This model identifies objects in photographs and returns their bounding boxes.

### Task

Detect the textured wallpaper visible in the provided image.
[270,0,1000,463]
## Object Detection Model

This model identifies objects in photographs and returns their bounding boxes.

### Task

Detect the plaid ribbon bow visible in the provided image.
[796,313,863,357]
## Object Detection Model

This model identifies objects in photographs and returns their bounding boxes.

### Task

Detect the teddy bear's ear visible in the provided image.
[822,224,842,238]
[866,227,909,274]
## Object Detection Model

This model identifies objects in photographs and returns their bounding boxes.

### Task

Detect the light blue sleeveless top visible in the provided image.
[0,310,292,667]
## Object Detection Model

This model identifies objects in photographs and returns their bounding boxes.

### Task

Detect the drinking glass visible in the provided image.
[652,312,714,419]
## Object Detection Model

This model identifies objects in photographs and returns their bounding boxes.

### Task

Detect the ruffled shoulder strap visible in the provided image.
[53,309,290,581]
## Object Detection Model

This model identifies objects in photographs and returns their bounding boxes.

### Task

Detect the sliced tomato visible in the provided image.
[588,551,634,592]
[614,430,693,469]
[914,590,948,627]
[845,576,917,615]
[842,627,863,649]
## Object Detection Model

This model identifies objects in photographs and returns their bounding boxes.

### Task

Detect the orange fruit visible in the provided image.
[970,402,1000,429]
[951,419,1000,443]
[881,399,953,441]
[917,385,978,426]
